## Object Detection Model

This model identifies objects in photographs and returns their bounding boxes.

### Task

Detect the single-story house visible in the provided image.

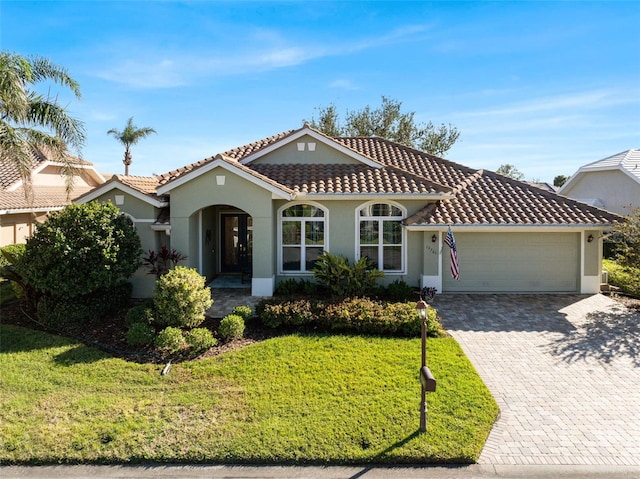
[0,148,105,246]
[78,125,621,297]
[558,149,640,215]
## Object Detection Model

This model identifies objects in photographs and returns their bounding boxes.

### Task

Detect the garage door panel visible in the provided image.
[443,232,579,293]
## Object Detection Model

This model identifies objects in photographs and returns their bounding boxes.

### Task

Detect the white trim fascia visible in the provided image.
[76,182,167,208]
[0,206,64,215]
[6,162,106,192]
[294,193,452,201]
[239,127,383,168]
[150,224,171,232]
[156,159,293,199]
[404,224,612,232]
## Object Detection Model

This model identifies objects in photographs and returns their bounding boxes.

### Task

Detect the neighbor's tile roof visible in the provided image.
[107,127,622,227]
[0,186,95,211]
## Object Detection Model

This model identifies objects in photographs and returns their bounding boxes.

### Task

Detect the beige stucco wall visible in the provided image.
[0,212,47,246]
[251,135,362,166]
[563,170,639,214]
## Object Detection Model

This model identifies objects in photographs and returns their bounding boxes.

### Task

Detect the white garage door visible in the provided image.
[443,232,580,293]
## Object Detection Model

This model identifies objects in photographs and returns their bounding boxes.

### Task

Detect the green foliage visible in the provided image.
[553,175,568,187]
[152,266,213,329]
[218,314,245,341]
[17,201,142,299]
[0,52,85,196]
[379,279,415,302]
[603,259,640,298]
[610,206,640,271]
[126,322,156,347]
[154,326,185,353]
[306,96,460,157]
[36,281,132,327]
[275,278,318,296]
[0,244,28,302]
[185,328,218,352]
[124,302,154,327]
[107,116,156,175]
[231,305,253,321]
[313,251,384,298]
[0,244,25,269]
[258,297,446,338]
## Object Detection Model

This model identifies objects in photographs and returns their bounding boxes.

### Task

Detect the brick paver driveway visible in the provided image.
[432,294,640,466]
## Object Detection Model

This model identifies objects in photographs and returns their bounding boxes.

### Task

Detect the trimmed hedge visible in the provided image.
[603,259,640,298]
[256,297,445,338]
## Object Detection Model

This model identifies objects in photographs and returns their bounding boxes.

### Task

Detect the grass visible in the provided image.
[0,324,498,465]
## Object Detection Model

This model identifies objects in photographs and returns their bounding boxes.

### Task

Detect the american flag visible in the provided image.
[444,226,460,280]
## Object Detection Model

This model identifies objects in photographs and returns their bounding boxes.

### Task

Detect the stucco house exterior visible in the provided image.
[559,149,640,215]
[0,148,105,246]
[78,125,621,298]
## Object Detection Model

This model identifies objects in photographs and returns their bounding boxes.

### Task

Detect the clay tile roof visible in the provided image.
[0,185,95,211]
[112,174,162,195]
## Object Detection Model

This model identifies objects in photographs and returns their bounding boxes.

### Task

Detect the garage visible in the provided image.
[443,232,580,293]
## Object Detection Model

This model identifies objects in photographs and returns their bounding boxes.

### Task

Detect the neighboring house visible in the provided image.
[78,125,621,298]
[559,149,640,215]
[0,148,105,246]
[526,182,557,193]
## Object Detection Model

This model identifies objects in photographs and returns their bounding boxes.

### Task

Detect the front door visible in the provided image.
[221,213,252,273]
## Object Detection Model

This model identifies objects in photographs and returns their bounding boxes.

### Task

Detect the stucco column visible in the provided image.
[251,215,275,296]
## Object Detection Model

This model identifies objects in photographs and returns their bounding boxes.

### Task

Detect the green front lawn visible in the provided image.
[0,324,498,464]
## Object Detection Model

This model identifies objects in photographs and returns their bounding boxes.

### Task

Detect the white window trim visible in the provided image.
[355,200,406,274]
[277,201,329,275]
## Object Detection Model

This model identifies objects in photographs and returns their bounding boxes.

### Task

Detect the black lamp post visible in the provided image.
[416,298,428,432]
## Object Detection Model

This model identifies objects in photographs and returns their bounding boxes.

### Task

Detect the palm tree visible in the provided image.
[107,117,156,175]
[0,52,86,196]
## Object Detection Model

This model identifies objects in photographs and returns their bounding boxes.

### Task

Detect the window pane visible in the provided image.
[383,221,402,244]
[305,247,323,270]
[360,203,402,217]
[283,205,303,217]
[305,205,324,217]
[283,204,324,217]
[383,246,402,270]
[360,220,379,244]
[282,247,301,271]
[282,221,301,245]
[360,246,378,269]
[305,221,324,245]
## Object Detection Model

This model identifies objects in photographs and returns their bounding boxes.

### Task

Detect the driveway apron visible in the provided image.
[432,294,640,466]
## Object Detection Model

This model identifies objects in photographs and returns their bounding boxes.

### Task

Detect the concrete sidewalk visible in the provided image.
[2,463,640,479]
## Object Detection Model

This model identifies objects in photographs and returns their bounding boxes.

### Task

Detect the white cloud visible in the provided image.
[329,79,359,90]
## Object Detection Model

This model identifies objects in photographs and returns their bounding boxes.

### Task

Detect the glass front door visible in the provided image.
[221,214,252,272]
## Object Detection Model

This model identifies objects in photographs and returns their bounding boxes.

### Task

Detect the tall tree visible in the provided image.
[107,117,156,175]
[496,164,525,181]
[306,96,460,157]
[0,52,86,196]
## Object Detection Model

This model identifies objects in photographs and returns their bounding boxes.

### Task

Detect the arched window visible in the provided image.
[279,203,326,273]
[357,202,404,272]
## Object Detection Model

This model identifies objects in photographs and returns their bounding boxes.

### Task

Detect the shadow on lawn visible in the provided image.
[546,307,640,367]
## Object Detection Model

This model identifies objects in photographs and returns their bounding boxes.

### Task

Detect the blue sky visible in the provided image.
[2,1,639,182]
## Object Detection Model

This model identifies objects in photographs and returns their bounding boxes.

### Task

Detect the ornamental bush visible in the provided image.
[154,326,185,353]
[313,251,384,297]
[126,322,156,347]
[231,305,253,322]
[185,328,218,352]
[17,202,142,299]
[218,314,245,341]
[152,266,213,329]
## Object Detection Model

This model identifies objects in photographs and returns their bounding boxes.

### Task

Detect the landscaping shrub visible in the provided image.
[126,322,156,347]
[153,266,213,329]
[231,305,253,321]
[142,245,187,279]
[185,328,218,352]
[125,302,155,327]
[257,297,446,338]
[313,251,384,297]
[380,279,415,302]
[17,202,142,299]
[219,314,245,341]
[154,327,185,353]
[275,278,319,296]
[0,244,27,302]
[36,281,133,328]
[603,259,640,298]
